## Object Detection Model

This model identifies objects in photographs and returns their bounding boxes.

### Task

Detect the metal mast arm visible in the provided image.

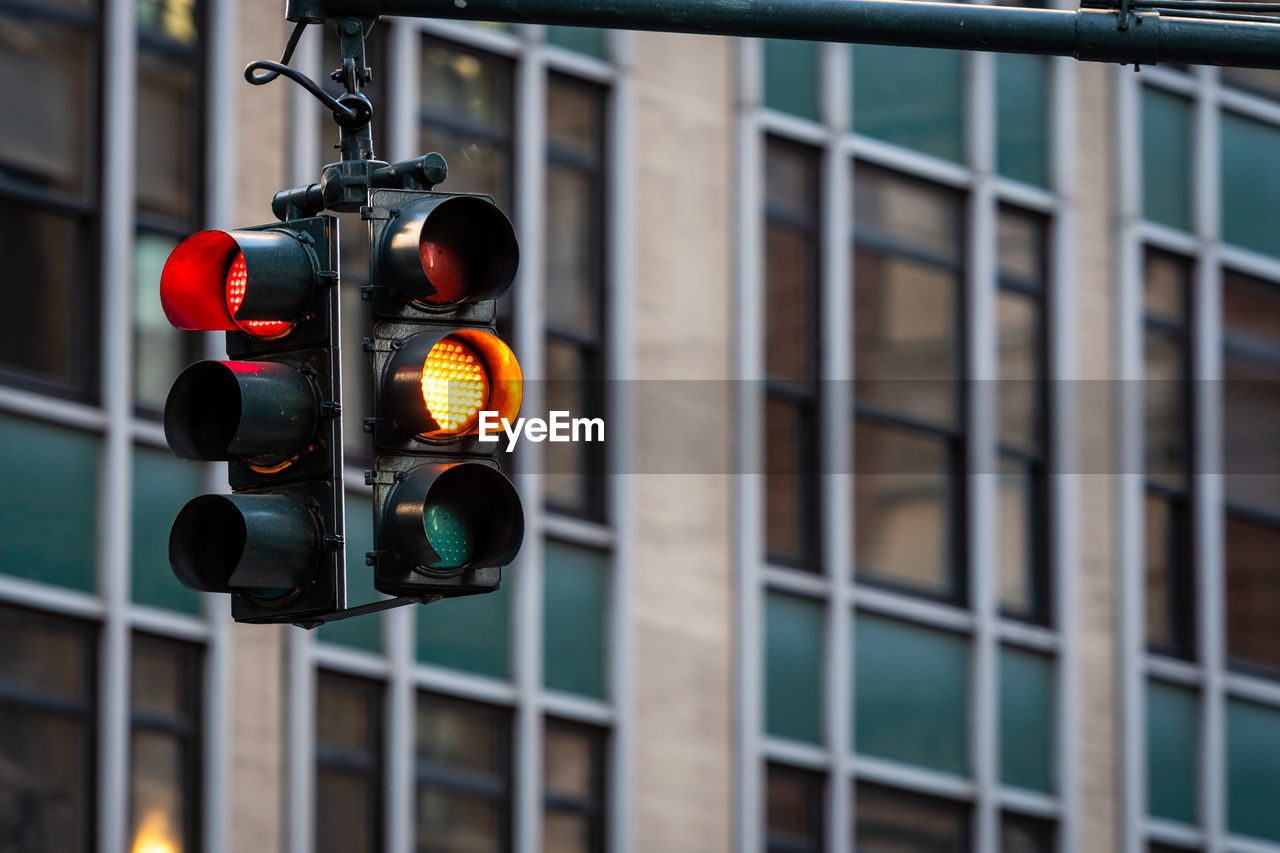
[285,0,1280,69]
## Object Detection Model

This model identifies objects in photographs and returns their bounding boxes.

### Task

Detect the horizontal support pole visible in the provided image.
[286,0,1280,69]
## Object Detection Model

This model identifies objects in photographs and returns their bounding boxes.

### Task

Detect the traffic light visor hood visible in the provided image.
[160,228,317,338]
[169,494,321,598]
[383,195,519,307]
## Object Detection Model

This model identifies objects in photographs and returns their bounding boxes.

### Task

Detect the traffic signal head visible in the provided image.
[159,216,344,624]
[365,187,525,599]
[378,194,518,309]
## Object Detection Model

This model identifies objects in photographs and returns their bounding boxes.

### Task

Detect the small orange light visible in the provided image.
[420,338,489,436]
[225,253,292,338]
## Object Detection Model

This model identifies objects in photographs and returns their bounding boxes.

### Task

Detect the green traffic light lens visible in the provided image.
[423,498,475,569]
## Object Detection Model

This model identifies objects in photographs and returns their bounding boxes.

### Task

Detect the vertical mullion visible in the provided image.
[100,1,138,851]
[1193,65,1226,853]
[606,28,636,853]
[386,21,419,853]
[514,32,548,853]
[967,46,999,853]
[733,34,765,853]
[1048,49,1081,853]
[1115,64,1147,853]
[821,39,854,853]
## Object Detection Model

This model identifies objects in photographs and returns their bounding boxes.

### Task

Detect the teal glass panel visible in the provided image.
[317,495,382,653]
[853,45,965,162]
[1141,88,1192,231]
[131,447,201,614]
[1221,111,1280,259]
[542,541,607,698]
[996,53,1048,187]
[854,614,969,775]
[547,26,607,59]
[1146,680,1198,824]
[417,576,510,678]
[765,593,824,744]
[1227,698,1280,842]
[0,414,98,591]
[764,39,821,122]
[999,647,1053,792]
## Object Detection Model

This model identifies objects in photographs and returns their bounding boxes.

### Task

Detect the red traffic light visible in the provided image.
[160,228,318,338]
[384,328,523,440]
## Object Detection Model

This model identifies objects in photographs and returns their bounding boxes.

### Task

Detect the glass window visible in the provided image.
[543,720,605,853]
[1227,698,1280,843]
[0,607,94,853]
[854,615,969,776]
[1144,250,1194,658]
[1146,680,1198,825]
[0,3,97,396]
[1221,111,1280,259]
[853,45,966,162]
[1222,270,1280,674]
[764,40,821,123]
[130,635,200,853]
[854,165,965,601]
[0,199,95,392]
[316,672,382,853]
[765,138,821,568]
[417,579,511,679]
[1141,88,1192,232]
[416,694,511,853]
[1001,813,1054,853]
[545,75,607,517]
[0,413,99,591]
[132,445,203,614]
[996,53,1049,188]
[999,647,1054,793]
[854,783,969,852]
[766,765,824,853]
[543,540,609,699]
[419,38,514,208]
[997,208,1049,623]
[765,593,824,744]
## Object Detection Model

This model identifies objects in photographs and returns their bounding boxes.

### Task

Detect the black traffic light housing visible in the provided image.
[364,188,525,598]
[160,216,345,624]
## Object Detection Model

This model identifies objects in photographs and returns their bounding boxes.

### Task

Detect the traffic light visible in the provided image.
[365,188,524,598]
[159,216,344,624]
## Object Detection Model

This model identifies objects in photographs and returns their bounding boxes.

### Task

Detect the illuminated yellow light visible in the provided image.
[420,338,489,436]
[131,810,179,853]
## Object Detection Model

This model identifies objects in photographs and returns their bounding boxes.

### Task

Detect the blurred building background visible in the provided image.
[1,1,1280,852]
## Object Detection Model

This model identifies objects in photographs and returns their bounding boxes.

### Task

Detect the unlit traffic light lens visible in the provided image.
[422,498,474,569]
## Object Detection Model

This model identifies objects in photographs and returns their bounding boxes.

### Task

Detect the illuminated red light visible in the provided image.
[225,253,292,338]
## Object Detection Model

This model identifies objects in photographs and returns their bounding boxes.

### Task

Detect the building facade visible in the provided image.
[0,1,1279,853]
